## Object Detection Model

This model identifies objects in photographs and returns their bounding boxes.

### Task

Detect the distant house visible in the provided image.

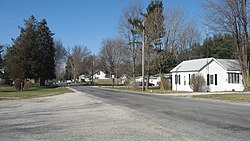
[170,58,244,92]
[120,74,130,84]
[78,74,86,82]
[93,70,107,79]
[135,76,143,83]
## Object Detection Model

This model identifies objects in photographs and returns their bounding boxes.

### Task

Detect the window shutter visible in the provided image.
[207,74,210,86]
[215,74,217,85]
[189,74,191,85]
[179,75,181,85]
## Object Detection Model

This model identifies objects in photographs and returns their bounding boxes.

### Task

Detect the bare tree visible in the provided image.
[165,7,186,54]
[164,7,200,62]
[204,0,249,90]
[54,39,67,81]
[99,38,129,77]
[70,45,91,82]
[177,22,201,62]
[118,1,143,84]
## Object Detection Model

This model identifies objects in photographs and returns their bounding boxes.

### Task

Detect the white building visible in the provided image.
[93,70,107,79]
[121,74,130,84]
[78,74,86,82]
[170,58,244,92]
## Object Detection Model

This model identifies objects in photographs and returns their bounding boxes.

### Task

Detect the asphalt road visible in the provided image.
[72,86,250,141]
[0,85,250,141]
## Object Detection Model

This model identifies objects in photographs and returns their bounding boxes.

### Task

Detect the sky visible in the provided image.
[0,0,203,55]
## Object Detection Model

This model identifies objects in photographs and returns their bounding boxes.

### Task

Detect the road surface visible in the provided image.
[0,85,249,141]
[72,86,250,141]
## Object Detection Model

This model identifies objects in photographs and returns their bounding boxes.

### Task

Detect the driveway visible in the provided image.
[0,86,250,141]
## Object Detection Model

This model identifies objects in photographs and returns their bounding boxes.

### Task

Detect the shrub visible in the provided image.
[189,73,205,92]
[24,80,33,89]
[0,79,6,86]
[160,77,171,90]
[126,81,139,89]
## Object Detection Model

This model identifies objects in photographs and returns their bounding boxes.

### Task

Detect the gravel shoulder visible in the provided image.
[0,90,195,141]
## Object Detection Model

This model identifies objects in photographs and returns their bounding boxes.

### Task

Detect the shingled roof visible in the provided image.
[170,58,241,72]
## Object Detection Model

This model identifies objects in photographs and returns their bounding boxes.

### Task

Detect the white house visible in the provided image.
[121,74,130,84]
[170,58,244,92]
[93,70,107,79]
[78,74,86,82]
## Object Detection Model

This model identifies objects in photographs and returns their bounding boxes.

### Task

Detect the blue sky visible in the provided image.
[0,0,203,55]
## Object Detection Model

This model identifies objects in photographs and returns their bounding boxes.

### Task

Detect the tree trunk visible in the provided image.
[160,73,165,91]
[132,56,136,89]
[39,78,45,86]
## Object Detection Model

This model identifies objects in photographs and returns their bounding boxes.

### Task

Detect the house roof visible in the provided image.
[216,59,241,71]
[170,58,241,72]
[170,58,213,72]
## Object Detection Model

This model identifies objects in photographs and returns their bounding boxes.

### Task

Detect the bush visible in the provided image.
[0,79,6,86]
[159,77,171,90]
[24,80,33,89]
[13,79,24,91]
[189,73,205,92]
[126,81,139,89]
[46,80,54,86]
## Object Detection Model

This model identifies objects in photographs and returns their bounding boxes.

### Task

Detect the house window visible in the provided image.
[175,75,178,84]
[210,75,214,84]
[175,75,181,85]
[228,73,240,84]
[184,76,186,85]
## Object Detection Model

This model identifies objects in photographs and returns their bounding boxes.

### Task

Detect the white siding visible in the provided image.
[172,59,244,92]
[94,71,107,79]
[172,71,196,92]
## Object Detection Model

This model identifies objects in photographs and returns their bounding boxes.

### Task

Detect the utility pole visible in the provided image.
[142,21,145,91]
[206,26,210,89]
[91,56,94,85]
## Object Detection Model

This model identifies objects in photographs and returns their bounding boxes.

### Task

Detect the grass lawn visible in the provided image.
[193,94,250,103]
[0,86,73,100]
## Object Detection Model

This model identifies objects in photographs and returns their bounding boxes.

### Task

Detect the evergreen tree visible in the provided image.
[190,34,236,59]
[36,19,56,86]
[0,44,3,68]
[5,16,38,80]
[5,15,55,86]
[144,0,166,89]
